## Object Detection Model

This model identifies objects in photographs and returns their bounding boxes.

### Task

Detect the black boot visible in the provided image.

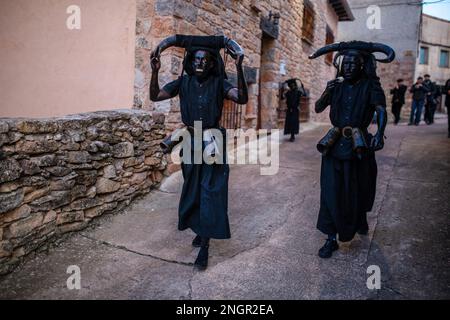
[192,235,201,247]
[357,215,369,235]
[194,238,209,271]
[318,238,339,259]
[357,225,369,235]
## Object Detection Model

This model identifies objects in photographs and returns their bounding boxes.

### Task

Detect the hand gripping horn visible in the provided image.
[153,35,244,58]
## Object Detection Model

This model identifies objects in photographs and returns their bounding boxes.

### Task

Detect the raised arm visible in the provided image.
[150,49,172,102]
[226,54,248,104]
[315,80,337,113]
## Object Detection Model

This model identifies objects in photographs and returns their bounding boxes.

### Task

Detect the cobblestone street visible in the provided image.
[1,117,449,300]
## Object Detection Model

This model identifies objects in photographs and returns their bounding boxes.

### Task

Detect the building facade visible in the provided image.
[135,0,354,130]
[0,0,136,118]
[415,14,450,86]
[337,0,422,101]
[1,0,353,127]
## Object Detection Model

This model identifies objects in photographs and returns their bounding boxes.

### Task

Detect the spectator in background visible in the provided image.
[409,77,429,126]
[445,79,450,138]
[423,74,438,125]
[390,78,407,125]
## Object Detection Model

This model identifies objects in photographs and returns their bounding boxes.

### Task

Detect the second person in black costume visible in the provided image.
[282,78,306,142]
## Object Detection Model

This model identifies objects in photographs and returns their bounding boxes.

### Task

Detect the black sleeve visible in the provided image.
[370,79,386,107]
[401,85,407,95]
[223,79,234,96]
[162,77,182,98]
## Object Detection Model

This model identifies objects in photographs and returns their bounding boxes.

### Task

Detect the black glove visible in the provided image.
[370,132,384,151]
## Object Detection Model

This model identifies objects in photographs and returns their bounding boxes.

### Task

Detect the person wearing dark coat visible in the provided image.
[409,77,429,126]
[389,79,407,124]
[423,74,438,125]
[150,35,248,270]
[309,41,394,258]
[281,78,306,141]
[445,79,450,138]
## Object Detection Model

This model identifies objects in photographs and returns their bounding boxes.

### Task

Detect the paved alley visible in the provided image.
[1,118,449,300]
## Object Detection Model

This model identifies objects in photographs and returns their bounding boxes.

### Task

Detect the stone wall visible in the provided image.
[134,0,342,129]
[0,110,166,274]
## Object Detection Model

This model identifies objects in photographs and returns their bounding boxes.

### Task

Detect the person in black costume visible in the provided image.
[445,79,450,138]
[389,79,407,125]
[150,35,248,270]
[423,74,438,125]
[281,78,306,142]
[309,41,395,258]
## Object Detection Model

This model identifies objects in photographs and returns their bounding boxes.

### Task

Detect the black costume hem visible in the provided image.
[178,225,231,240]
[316,225,358,243]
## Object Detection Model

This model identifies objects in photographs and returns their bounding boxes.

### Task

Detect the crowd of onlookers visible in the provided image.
[389,75,450,137]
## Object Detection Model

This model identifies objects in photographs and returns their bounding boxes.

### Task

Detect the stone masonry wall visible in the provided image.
[0,110,166,274]
[134,0,341,129]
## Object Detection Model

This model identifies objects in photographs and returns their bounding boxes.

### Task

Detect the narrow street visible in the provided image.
[1,117,449,299]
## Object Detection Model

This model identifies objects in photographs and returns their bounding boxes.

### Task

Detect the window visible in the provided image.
[439,50,449,68]
[302,0,315,43]
[419,46,428,65]
[325,26,335,64]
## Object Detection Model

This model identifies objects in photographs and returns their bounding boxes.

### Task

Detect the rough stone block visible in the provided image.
[0,158,22,184]
[57,210,84,225]
[2,204,31,224]
[16,120,58,134]
[45,166,73,177]
[43,210,57,224]
[7,212,44,239]
[57,221,89,234]
[67,151,91,164]
[84,202,118,219]
[96,178,121,194]
[112,142,134,158]
[0,189,24,214]
[15,140,58,155]
[23,187,51,204]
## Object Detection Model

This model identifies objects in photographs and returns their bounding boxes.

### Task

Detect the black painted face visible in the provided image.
[288,81,297,90]
[341,54,363,81]
[192,50,213,79]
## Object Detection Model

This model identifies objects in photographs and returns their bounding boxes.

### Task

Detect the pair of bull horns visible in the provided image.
[308,41,395,63]
[153,35,244,59]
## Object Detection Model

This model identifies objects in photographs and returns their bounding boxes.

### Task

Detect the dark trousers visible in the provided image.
[391,102,403,124]
[424,101,436,124]
[447,106,450,137]
[410,99,424,125]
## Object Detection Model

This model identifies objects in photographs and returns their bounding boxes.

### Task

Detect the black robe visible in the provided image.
[317,78,386,242]
[163,75,234,239]
[284,89,302,135]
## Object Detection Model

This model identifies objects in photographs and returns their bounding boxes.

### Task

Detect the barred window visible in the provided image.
[302,0,315,44]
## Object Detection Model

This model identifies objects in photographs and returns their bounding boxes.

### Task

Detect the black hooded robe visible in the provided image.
[163,74,234,239]
[284,89,303,135]
[316,78,386,242]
